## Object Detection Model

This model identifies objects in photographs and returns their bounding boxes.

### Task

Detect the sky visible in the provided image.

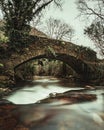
[43,0,100,57]
[0,0,101,58]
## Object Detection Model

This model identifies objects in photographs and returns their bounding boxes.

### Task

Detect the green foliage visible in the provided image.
[16,62,36,80]
[22,63,35,77]
[0,33,9,43]
[0,0,62,48]
[0,63,4,67]
[47,46,57,57]
[0,20,9,43]
[0,63,4,74]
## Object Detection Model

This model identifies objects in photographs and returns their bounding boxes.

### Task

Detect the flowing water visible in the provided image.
[4,76,104,130]
[6,76,84,104]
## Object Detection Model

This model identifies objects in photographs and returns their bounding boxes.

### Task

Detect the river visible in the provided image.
[3,76,104,130]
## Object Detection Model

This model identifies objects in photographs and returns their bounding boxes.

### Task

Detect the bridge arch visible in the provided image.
[0,36,103,87]
[14,53,92,80]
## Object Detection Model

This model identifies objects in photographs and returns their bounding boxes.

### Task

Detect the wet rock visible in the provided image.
[38,93,97,104]
[85,85,95,90]
[0,102,104,130]
[0,99,13,105]
[0,87,12,98]
[49,92,57,97]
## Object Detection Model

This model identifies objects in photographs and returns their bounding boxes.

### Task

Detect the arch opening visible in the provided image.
[14,58,79,81]
[14,53,92,81]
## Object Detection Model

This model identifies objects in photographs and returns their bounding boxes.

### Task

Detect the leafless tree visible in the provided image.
[77,0,104,56]
[77,0,104,20]
[84,21,104,56]
[43,17,74,41]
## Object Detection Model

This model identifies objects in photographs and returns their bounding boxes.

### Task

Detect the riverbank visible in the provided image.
[0,86,17,99]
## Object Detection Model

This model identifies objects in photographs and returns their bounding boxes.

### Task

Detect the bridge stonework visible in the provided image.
[4,36,97,67]
[0,36,104,86]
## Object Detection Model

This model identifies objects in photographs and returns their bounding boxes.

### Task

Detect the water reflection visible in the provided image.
[5,76,104,113]
[2,76,104,130]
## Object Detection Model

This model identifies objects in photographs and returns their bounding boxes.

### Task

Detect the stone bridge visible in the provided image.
[0,36,104,86]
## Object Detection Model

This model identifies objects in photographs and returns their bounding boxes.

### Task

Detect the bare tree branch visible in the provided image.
[77,0,104,56]
[42,17,74,41]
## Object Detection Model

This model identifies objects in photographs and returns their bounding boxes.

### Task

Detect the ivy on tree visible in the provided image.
[0,0,63,48]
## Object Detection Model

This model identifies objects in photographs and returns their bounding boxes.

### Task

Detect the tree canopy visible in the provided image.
[0,0,63,48]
